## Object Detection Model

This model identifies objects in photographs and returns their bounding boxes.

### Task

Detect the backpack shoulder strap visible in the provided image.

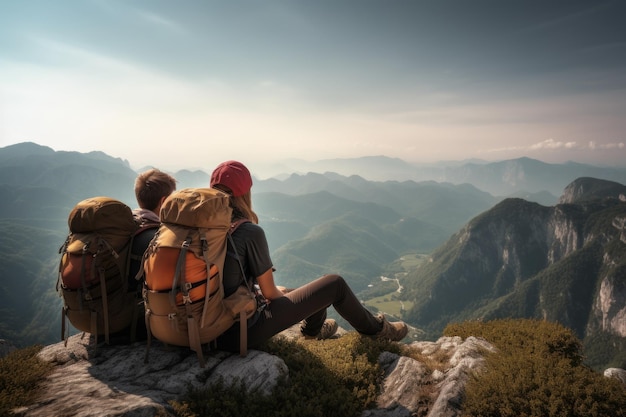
[130,220,161,282]
[226,219,254,292]
[135,219,160,234]
[229,218,250,235]
[130,221,160,257]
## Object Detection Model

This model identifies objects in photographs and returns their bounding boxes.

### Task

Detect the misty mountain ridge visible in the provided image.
[174,155,626,205]
[0,142,138,213]
[7,142,625,201]
[252,154,626,198]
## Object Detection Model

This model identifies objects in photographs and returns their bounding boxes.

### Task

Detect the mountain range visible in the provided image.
[252,155,626,199]
[0,142,624,370]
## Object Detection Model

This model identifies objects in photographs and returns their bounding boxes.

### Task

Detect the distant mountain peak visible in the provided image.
[0,142,55,159]
[559,177,626,204]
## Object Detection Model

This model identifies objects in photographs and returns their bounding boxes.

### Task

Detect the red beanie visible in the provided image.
[210,160,253,197]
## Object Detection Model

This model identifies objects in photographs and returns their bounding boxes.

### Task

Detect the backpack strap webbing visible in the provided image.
[144,286,152,364]
[61,307,69,346]
[98,266,110,344]
[227,220,255,357]
[227,220,255,295]
[187,306,204,367]
[199,236,212,328]
[170,234,191,307]
[239,311,247,357]
[171,232,206,367]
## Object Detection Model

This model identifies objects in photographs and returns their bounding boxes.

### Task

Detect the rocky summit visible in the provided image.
[10,327,496,417]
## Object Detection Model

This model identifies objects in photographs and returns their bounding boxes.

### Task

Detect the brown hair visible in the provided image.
[230,191,259,224]
[134,168,177,211]
[213,185,259,224]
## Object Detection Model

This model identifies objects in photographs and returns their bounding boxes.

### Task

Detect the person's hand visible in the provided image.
[276,286,293,294]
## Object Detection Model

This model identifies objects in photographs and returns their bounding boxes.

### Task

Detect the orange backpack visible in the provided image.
[142,188,257,366]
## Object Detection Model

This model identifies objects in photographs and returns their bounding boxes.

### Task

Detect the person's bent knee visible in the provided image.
[322,273,345,285]
[320,274,350,294]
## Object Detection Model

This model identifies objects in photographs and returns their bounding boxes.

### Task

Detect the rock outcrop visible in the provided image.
[11,330,495,417]
[366,336,496,417]
[13,334,288,417]
[604,368,626,388]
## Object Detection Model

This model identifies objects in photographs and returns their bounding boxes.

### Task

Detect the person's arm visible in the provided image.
[256,268,286,300]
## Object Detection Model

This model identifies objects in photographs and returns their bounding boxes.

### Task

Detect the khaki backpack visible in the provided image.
[142,188,257,367]
[57,197,147,346]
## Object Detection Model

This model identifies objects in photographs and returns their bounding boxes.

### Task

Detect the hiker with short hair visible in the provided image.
[114,168,176,343]
[133,168,178,220]
[129,168,177,290]
[211,160,408,351]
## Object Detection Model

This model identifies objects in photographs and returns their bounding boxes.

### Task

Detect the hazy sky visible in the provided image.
[1,0,626,172]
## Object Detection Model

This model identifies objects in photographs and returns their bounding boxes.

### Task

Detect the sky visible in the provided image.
[1,0,626,174]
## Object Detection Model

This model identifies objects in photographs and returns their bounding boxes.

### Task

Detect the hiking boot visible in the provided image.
[374,314,408,341]
[303,319,339,340]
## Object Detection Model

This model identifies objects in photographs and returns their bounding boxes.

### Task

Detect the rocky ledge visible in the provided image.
[10,327,626,417]
[10,326,500,417]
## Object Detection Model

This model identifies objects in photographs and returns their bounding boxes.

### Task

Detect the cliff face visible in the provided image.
[595,270,626,337]
[404,178,626,367]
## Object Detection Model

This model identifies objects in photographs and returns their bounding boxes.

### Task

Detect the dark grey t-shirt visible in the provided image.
[222,221,274,297]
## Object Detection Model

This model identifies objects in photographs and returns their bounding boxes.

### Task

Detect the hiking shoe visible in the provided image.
[374,314,408,341]
[303,319,339,340]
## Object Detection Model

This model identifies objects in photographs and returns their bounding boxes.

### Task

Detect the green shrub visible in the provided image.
[0,345,53,415]
[444,319,626,417]
[171,332,400,417]
[583,329,626,371]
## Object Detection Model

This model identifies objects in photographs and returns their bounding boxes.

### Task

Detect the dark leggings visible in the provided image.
[215,274,383,351]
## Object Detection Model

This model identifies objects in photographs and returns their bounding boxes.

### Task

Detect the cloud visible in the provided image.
[483,139,626,157]
[588,141,625,150]
[29,36,142,74]
[135,10,185,34]
[530,139,578,150]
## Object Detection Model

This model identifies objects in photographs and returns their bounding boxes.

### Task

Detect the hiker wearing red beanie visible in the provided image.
[210,161,408,350]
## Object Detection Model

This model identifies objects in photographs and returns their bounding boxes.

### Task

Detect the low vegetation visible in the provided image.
[2,320,624,416]
[175,319,626,417]
[171,333,401,417]
[0,345,53,416]
[444,319,626,417]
